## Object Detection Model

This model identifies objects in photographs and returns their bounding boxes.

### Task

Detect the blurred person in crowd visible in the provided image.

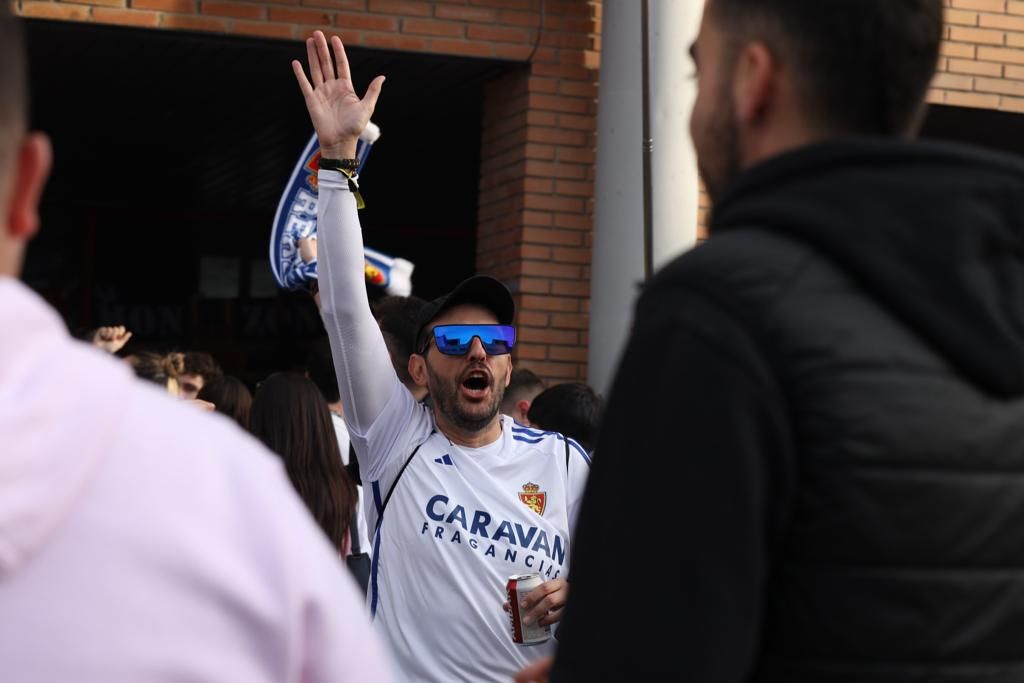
[178,350,222,400]
[131,350,185,395]
[293,31,590,682]
[197,375,252,430]
[0,9,394,680]
[526,382,602,454]
[371,294,429,402]
[534,1,1024,682]
[250,372,359,557]
[306,336,369,554]
[501,368,546,424]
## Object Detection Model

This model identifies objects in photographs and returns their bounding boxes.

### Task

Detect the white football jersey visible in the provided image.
[351,383,591,683]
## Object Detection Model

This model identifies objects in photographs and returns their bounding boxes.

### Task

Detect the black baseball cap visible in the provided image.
[412,275,516,351]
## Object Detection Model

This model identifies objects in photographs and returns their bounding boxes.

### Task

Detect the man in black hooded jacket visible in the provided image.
[522,1,1024,682]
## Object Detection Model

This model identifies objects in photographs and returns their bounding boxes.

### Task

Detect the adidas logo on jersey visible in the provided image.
[433,454,454,466]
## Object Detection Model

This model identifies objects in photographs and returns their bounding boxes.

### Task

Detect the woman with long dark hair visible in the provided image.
[197,375,252,430]
[249,372,357,554]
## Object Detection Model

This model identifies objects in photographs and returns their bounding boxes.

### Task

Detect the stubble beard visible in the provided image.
[425,359,505,434]
[696,50,743,204]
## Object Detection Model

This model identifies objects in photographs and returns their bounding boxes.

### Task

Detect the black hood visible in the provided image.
[711,138,1024,398]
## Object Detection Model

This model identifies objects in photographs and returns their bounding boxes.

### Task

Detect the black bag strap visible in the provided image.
[346,443,362,485]
[374,430,435,536]
[349,508,362,555]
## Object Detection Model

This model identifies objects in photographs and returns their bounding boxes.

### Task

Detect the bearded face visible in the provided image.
[415,303,512,436]
[424,353,506,433]
[689,4,743,203]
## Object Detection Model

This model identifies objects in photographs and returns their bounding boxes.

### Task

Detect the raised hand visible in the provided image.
[90,325,133,354]
[291,31,385,160]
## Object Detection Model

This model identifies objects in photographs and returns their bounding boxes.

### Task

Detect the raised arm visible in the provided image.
[292,32,396,433]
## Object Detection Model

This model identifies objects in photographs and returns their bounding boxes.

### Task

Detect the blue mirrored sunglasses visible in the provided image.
[429,324,516,356]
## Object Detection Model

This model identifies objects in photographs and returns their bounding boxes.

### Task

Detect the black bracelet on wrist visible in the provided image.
[319,157,359,172]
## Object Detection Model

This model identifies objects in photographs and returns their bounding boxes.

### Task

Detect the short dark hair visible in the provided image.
[373,295,427,386]
[0,5,27,170]
[197,375,252,430]
[182,351,222,380]
[249,373,357,553]
[527,382,603,453]
[709,0,943,136]
[502,368,546,412]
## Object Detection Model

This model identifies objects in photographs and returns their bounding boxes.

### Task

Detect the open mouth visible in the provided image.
[461,369,491,397]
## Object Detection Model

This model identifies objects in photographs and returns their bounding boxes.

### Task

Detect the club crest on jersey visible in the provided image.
[518,482,546,516]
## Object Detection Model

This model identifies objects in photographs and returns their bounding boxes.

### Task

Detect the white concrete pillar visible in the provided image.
[587,0,704,395]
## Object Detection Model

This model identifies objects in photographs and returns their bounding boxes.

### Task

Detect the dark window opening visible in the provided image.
[24,20,511,381]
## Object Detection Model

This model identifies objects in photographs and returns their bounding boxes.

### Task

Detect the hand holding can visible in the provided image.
[507,574,570,645]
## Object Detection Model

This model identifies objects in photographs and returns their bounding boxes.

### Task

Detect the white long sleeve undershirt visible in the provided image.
[316,170,404,439]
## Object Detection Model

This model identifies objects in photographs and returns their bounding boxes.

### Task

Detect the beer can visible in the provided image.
[506,573,551,645]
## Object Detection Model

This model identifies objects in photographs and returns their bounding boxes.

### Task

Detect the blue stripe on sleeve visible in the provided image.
[511,424,548,438]
[512,434,545,445]
[566,437,592,466]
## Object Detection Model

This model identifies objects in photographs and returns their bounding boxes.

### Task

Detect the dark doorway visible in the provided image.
[921,103,1024,157]
[23,20,510,381]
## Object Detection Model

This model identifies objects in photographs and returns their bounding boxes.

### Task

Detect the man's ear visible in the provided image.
[732,42,777,126]
[516,399,531,422]
[6,133,52,241]
[408,353,429,388]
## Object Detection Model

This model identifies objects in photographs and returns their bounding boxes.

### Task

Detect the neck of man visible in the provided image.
[434,410,503,448]
[328,400,343,417]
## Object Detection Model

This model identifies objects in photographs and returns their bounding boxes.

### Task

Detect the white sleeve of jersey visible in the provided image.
[350,379,432,484]
[316,170,411,476]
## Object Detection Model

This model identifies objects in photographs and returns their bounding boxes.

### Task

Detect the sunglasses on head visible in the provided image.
[425,324,516,356]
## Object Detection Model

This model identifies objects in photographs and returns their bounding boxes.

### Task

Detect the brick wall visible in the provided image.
[13,0,602,385]
[932,0,1024,111]
[476,8,598,383]
[695,1,1024,236]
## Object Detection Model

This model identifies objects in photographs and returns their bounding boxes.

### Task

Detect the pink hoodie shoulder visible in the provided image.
[0,278,395,682]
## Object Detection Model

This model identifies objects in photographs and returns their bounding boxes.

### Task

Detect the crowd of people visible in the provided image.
[5,0,1024,681]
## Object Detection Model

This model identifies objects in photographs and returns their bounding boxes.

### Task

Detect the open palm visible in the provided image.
[292,31,385,159]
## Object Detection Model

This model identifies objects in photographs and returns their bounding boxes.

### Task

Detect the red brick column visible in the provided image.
[476,2,600,383]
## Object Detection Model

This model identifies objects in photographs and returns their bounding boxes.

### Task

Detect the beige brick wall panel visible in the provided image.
[951,0,1007,11]
[947,57,1003,75]
[948,25,1006,45]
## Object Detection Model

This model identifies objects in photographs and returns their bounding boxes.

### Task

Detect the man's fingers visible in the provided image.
[331,35,352,83]
[120,331,133,343]
[305,37,323,88]
[292,59,314,98]
[521,579,568,624]
[362,74,386,114]
[314,30,335,81]
[538,606,564,626]
[522,579,563,608]
[514,655,553,683]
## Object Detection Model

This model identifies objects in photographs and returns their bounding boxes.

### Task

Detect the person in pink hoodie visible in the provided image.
[0,10,395,682]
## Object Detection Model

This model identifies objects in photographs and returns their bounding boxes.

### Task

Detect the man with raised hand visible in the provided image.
[292,31,590,683]
[0,8,394,682]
